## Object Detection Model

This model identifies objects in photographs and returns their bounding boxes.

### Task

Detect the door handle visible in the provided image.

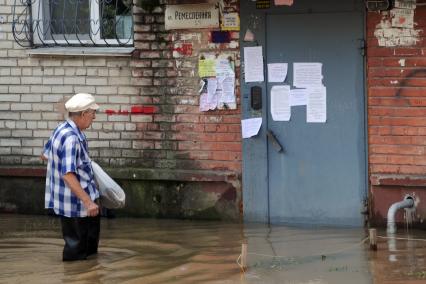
[267,130,284,153]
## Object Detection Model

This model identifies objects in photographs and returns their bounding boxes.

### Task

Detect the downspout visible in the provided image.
[387,195,414,234]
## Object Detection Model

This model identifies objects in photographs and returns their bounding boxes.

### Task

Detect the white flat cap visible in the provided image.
[65,93,99,112]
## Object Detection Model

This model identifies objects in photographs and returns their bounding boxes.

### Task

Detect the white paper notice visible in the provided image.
[289,88,308,106]
[244,46,264,83]
[268,63,288,83]
[218,76,236,108]
[293,63,323,88]
[270,85,291,121]
[307,86,327,123]
[241,117,262,139]
[199,78,219,111]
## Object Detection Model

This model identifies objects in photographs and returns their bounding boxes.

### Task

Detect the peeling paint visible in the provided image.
[374,6,421,47]
[398,58,406,67]
[390,80,399,84]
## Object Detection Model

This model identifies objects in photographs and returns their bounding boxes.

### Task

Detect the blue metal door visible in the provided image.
[240,1,366,225]
[266,11,366,226]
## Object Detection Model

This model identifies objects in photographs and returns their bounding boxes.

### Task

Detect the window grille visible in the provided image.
[12,0,134,47]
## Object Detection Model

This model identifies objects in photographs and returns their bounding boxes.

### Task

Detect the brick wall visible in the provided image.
[0,0,242,176]
[0,0,241,219]
[367,2,426,225]
[131,0,241,173]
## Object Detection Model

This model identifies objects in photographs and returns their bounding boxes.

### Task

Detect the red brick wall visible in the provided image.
[131,0,242,174]
[367,3,426,225]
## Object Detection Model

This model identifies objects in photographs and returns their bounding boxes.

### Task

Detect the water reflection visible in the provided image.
[0,214,425,283]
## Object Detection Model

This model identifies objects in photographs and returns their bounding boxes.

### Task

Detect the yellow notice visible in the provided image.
[198,59,216,78]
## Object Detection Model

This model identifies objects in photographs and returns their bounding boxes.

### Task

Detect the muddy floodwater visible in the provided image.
[0,214,425,284]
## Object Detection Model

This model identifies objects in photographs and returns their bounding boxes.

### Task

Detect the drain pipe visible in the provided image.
[387,195,414,234]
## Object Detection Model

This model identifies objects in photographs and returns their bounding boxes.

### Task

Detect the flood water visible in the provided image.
[0,214,425,284]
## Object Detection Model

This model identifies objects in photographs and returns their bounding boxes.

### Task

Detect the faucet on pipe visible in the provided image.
[387,196,414,234]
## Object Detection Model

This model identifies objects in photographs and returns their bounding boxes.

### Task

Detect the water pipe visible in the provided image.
[387,195,414,234]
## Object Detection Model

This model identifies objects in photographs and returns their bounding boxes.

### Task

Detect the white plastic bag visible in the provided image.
[91,161,126,209]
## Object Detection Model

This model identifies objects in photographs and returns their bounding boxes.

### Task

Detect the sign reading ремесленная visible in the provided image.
[165,4,219,30]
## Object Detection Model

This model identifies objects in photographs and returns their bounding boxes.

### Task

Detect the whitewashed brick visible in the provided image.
[33,130,52,138]
[84,58,106,66]
[16,121,26,129]
[63,59,84,67]
[22,93,42,102]
[43,95,63,102]
[0,103,9,110]
[0,147,11,155]
[31,85,52,94]
[86,78,108,85]
[0,58,17,66]
[103,123,114,131]
[96,86,118,95]
[12,130,32,137]
[0,112,19,119]
[10,68,22,76]
[22,139,43,147]
[0,139,20,146]
[118,86,139,95]
[43,68,55,76]
[11,103,31,111]
[43,77,64,85]
[74,86,95,94]
[110,140,131,148]
[51,85,73,94]
[99,132,120,139]
[1,156,22,164]
[42,112,63,120]
[32,147,42,156]
[91,122,102,130]
[125,123,136,131]
[0,94,19,102]
[0,86,8,93]
[131,115,153,122]
[22,68,32,76]
[109,96,130,103]
[9,86,30,93]
[113,123,125,131]
[21,77,43,84]
[22,157,43,165]
[107,115,130,122]
[38,121,48,129]
[0,130,11,137]
[64,76,85,85]
[0,68,10,76]
[32,68,43,76]
[26,121,37,129]
[54,68,65,76]
[0,77,20,84]
[40,59,62,67]
[88,140,109,148]
[47,122,59,129]
[12,147,33,155]
[32,103,53,111]
[21,113,41,120]
[85,132,98,139]
[5,121,15,128]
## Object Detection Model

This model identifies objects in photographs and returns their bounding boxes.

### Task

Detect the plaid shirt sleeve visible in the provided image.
[60,135,79,176]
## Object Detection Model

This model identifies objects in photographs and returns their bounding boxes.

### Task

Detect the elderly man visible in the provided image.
[41,93,100,261]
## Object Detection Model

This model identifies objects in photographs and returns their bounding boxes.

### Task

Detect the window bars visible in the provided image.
[12,0,134,47]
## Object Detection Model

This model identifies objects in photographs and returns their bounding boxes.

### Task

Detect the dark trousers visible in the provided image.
[60,215,100,261]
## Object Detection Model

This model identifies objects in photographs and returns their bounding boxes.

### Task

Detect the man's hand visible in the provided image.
[40,154,48,161]
[83,200,99,217]
[63,172,99,217]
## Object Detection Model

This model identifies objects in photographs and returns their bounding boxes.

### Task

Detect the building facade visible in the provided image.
[0,0,425,228]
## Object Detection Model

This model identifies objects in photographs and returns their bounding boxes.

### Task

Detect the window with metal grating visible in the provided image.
[12,0,134,47]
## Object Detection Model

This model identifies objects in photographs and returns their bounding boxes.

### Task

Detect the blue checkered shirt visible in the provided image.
[43,119,99,217]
